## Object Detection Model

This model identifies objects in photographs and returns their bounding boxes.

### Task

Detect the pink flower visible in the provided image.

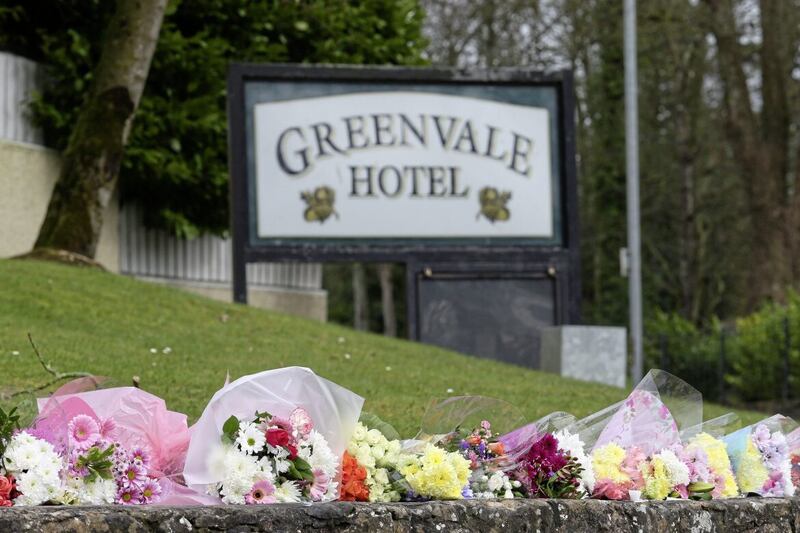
[130,447,151,468]
[68,415,100,450]
[99,417,117,440]
[621,447,646,489]
[245,480,277,504]
[309,468,331,501]
[121,462,147,486]
[117,486,143,505]
[593,479,630,500]
[290,408,314,439]
[140,479,162,504]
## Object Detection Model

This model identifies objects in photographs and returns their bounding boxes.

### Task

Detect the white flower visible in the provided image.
[554,429,595,494]
[366,429,382,446]
[303,430,338,477]
[654,449,690,487]
[274,480,301,502]
[236,422,266,455]
[487,472,506,493]
[352,423,368,442]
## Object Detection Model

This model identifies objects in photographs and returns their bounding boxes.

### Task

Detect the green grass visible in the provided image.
[0,259,763,435]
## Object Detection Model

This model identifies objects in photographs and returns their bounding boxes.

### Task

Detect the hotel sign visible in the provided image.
[228,64,579,328]
[254,92,553,239]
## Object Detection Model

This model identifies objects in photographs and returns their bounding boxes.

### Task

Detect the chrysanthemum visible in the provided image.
[274,480,301,502]
[68,415,101,450]
[309,468,331,501]
[245,479,276,504]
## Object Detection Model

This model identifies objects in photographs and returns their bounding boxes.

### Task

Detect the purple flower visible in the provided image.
[130,447,151,468]
[120,462,147,486]
[753,425,772,447]
[117,486,143,505]
[140,479,162,504]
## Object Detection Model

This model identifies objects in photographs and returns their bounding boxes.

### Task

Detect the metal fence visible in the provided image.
[0,52,43,145]
[119,205,321,289]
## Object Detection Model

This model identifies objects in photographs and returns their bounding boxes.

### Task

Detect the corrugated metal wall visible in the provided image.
[0,52,44,144]
[119,204,322,289]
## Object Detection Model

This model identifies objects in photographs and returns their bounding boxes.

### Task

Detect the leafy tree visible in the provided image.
[0,0,427,237]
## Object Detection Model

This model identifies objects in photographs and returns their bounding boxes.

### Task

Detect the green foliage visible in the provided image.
[0,406,21,468]
[645,311,724,400]
[0,0,427,236]
[646,294,800,406]
[727,293,800,403]
[221,414,240,444]
[73,444,116,483]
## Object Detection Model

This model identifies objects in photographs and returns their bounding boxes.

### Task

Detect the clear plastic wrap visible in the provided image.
[568,369,702,456]
[182,366,364,495]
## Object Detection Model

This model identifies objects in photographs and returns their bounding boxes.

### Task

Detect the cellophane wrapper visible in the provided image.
[568,369,702,456]
[35,377,217,504]
[182,366,363,497]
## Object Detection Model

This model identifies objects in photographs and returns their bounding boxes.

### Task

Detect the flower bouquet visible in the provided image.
[36,377,217,505]
[568,370,707,500]
[183,366,363,504]
[414,396,535,499]
[722,414,796,497]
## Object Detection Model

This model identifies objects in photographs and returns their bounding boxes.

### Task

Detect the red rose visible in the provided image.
[286,444,298,459]
[0,497,12,507]
[266,428,290,448]
[0,476,13,500]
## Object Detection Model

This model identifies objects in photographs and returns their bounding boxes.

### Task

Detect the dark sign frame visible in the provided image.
[228,63,580,324]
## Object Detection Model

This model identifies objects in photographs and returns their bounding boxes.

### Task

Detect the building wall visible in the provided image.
[0,139,119,269]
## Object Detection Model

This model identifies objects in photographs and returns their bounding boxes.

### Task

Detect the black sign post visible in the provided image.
[228,64,580,366]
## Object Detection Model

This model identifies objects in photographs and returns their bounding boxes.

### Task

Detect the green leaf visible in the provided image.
[222,415,240,441]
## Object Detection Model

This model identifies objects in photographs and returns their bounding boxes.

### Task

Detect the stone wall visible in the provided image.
[1,498,798,533]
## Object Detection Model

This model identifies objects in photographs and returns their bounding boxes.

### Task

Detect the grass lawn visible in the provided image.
[0,259,764,435]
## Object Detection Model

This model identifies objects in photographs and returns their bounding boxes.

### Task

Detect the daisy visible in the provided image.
[245,479,276,504]
[140,479,162,503]
[237,423,266,455]
[68,415,100,450]
[130,446,151,467]
[121,462,147,486]
[117,485,142,505]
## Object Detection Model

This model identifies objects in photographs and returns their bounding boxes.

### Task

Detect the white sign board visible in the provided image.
[253,91,552,239]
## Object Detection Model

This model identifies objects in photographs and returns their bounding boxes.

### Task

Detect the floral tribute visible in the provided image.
[724,422,794,497]
[212,407,338,504]
[436,420,519,499]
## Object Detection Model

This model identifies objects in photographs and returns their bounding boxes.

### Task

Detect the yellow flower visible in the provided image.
[402,444,471,500]
[687,433,739,498]
[592,443,630,484]
[642,457,672,500]
[735,438,768,494]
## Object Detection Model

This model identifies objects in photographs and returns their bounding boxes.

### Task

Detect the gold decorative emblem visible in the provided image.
[477,187,511,222]
[301,186,338,223]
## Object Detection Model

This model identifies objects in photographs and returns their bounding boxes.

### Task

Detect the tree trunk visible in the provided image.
[34,0,168,258]
[703,0,794,307]
[352,263,368,331]
[378,263,397,337]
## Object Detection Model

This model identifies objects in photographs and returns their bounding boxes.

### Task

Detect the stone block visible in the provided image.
[540,325,627,388]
